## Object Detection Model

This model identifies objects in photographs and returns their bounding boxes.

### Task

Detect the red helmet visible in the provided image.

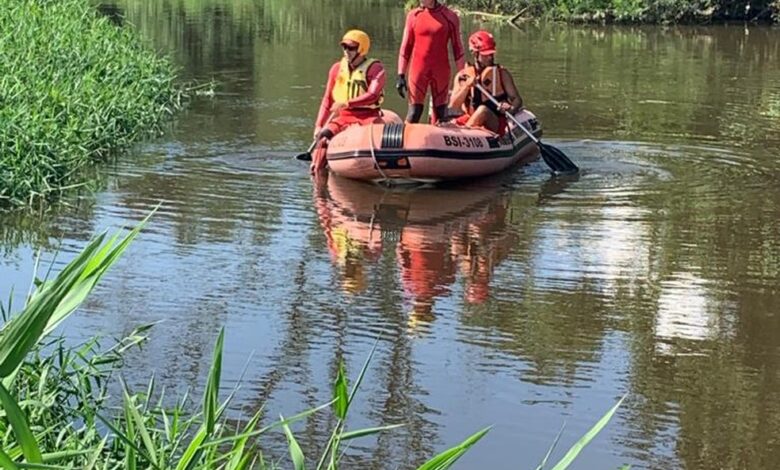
[468,30,496,56]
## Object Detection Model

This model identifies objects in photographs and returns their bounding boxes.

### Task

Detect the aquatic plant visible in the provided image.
[0,0,187,207]
[0,215,625,468]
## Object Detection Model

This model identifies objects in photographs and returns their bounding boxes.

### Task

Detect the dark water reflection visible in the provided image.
[2,1,780,468]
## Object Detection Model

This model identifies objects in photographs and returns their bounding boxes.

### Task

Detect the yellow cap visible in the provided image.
[341,29,370,56]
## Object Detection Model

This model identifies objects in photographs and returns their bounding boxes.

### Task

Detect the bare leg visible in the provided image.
[466,105,501,133]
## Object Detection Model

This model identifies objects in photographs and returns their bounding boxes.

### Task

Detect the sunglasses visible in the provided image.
[342,44,358,52]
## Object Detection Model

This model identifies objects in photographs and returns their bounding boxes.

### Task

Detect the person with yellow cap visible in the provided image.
[311,29,387,174]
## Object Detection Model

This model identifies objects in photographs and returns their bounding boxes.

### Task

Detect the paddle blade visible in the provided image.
[295,152,312,161]
[540,143,579,175]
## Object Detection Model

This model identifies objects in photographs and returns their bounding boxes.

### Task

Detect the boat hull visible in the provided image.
[327,110,542,183]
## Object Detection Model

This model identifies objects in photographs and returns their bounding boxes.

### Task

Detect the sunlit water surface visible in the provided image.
[2,2,780,468]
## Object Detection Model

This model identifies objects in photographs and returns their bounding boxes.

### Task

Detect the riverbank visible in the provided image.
[453,0,779,23]
[0,0,187,208]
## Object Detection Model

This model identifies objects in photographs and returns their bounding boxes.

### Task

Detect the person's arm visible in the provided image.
[499,68,523,113]
[448,68,473,110]
[315,63,340,131]
[348,61,387,108]
[397,10,416,75]
[446,8,466,71]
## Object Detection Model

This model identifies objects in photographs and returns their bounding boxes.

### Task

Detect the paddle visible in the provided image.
[295,140,317,162]
[473,83,579,175]
[295,112,336,162]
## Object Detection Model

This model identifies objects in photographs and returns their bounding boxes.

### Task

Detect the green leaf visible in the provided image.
[122,381,158,467]
[0,447,20,469]
[282,418,306,470]
[333,361,348,420]
[174,425,207,470]
[202,400,333,448]
[94,412,154,467]
[0,235,105,377]
[226,411,261,470]
[0,383,43,463]
[536,422,566,470]
[416,426,491,470]
[550,395,627,470]
[340,423,405,441]
[84,436,107,470]
[348,338,379,408]
[204,328,224,435]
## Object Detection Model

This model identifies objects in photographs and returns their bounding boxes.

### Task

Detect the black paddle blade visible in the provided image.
[295,152,312,161]
[539,142,578,175]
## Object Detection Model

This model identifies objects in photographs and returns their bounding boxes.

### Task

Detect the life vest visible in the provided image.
[332,58,383,108]
[458,64,508,114]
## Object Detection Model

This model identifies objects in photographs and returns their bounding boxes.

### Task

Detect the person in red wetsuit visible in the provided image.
[396,0,465,124]
[311,29,386,174]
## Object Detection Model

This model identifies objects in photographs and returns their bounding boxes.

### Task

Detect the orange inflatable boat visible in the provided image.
[325,110,542,183]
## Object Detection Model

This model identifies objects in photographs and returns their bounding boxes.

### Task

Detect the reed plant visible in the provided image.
[0,0,186,207]
[0,214,625,468]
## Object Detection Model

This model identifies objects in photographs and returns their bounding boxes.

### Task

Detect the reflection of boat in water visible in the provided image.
[326,110,542,184]
[313,175,519,323]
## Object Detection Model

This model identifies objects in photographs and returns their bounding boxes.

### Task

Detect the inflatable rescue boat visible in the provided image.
[326,110,542,183]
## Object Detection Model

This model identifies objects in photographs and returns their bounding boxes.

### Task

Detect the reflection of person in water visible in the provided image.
[451,195,515,304]
[312,179,382,294]
[396,223,456,326]
[312,176,517,321]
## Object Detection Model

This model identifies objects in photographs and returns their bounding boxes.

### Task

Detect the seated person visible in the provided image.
[311,29,386,174]
[448,30,522,136]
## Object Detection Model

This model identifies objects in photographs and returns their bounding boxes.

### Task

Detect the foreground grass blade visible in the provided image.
[549,395,627,470]
[416,426,491,470]
[226,411,261,470]
[0,383,43,464]
[174,425,208,470]
[203,400,335,448]
[0,235,105,377]
[348,338,379,408]
[536,422,566,470]
[1,209,154,390]
[282,418,306,470]
[0,445,20,469]
[40,208,156,338]
[94,412,154,466]
[122,382,159,467]
[333,361,348,420]
[204,327,224,435]
[339,424,406,441]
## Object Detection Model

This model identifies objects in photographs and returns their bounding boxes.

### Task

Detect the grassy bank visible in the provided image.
[0,0,186,208]
[453,0,780,23]
[0,215,624,468]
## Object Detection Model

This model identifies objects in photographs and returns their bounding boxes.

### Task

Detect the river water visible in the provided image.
[2,1,780,468]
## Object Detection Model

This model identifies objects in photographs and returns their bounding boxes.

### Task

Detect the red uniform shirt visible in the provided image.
[397,4,465,76]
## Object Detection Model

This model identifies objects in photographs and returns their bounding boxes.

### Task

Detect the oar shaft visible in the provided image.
[473,83,539,145]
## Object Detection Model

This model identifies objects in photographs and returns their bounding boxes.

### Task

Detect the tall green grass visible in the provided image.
[0,0,186,207]
[0,215,626,468]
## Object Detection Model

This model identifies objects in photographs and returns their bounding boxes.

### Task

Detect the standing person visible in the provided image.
[396,0,465,124]
[311,29,386,174]
[449,30,523,136]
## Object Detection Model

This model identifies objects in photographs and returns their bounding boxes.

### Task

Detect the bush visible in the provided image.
[0,0,186,207]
